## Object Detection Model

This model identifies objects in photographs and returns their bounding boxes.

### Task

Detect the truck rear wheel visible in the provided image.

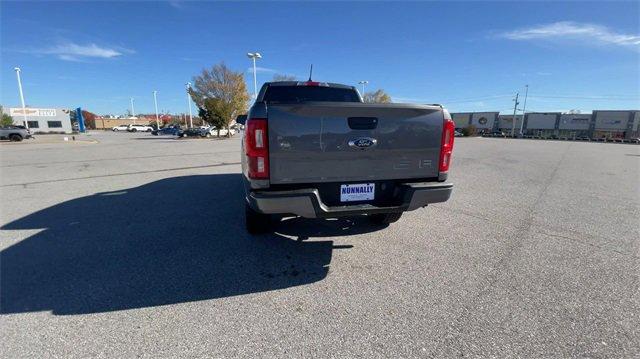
[245,203,271,234]
[9,134,23,142]
[369,212,402,225]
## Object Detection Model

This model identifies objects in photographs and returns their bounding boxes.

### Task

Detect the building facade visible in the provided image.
[524,113,560,138]
[451,113,471,130]
[498,115,524,134]
[592,110,639,140]
[451,110,639,140]
[9,108,73,134]
[558,114,591,139]
[470,112,499,133]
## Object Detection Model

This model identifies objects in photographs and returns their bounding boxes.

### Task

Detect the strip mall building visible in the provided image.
[451,110,639,140]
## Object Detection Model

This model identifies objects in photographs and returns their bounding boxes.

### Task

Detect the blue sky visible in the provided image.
[1,1,638,115]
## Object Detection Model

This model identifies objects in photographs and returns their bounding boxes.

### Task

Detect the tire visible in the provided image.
[147,129,152,132]
[9,134,23,142]
[245,203,271,234]
[369,212,403,225]
[131,128,137,132]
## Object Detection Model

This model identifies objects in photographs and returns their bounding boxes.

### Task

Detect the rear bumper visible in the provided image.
[247,182,453,218]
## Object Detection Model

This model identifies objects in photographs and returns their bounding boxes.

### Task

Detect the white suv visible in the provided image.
[112,125,129,131]
[127,124,153,132]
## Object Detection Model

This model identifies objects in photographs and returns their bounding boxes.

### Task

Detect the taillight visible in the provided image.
[245,118,269,179]
[439,118,455,172]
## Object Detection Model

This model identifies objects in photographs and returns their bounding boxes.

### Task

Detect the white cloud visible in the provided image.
[41,42,131,61]
[498,21,640,49]
[392,96,431,103]
[168,1,186,9]
[246,66,277,74]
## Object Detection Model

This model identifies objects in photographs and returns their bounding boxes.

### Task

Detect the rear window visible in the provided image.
[263,86,360,103]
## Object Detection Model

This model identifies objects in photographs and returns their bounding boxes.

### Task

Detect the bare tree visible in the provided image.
[363,89,392,103]
[189,63,250,137]
[272,74,297,82]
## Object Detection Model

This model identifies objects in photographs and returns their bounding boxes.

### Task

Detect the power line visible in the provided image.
[440,94,638,103]
[528,94,639,100]
[441,94,513,103]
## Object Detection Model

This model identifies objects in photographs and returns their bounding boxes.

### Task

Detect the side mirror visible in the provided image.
[236,114,247,125]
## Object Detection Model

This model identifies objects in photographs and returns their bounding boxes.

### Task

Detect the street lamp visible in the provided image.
[186,82,193,128]
[358,80,369,95]
[153,91,160,130]
[247,52,262,99]
[130,97,136,124]
[14,67,28,129]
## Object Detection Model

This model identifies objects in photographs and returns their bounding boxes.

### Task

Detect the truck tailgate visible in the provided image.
[268,102,443,184]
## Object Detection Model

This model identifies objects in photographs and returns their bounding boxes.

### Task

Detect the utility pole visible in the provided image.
[130,97,136,124]
[153,91,160,130]
[519,85,528,136]
[511,92,519,137]
[14,67,28,129]
[186,82,193,128]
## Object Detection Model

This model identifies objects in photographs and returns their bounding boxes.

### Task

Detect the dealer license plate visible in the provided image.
[340,183,375,202]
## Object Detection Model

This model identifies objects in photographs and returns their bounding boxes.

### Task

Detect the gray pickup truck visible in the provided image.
[0,126,32,142]
[240,81,455,233]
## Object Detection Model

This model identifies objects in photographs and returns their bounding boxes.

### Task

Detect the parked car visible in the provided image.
[112,125,129,131]
[202,126,236,137]
[152,126,183,136]
[180,127,205,138]
[127,124,153,132]
[0,126,32,142]
[240,80,454,233]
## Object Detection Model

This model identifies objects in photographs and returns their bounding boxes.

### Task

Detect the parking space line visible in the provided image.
[1,162,241,188]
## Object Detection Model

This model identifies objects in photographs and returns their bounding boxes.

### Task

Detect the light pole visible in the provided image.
[186,82,193,128]
[358,80,369,96]
[247,52,262,99]
[519,85,529,136]
[153,91,160,130]
[14,67,28,129]
[130,97,136,124]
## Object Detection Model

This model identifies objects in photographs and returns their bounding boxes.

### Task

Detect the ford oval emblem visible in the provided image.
[348,137,377,149]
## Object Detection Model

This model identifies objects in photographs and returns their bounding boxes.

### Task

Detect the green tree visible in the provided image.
[272,74,297,81]
[1,106,14,127]
[189,63,250,137]
[363,89,392,103]
[198,101,226,136]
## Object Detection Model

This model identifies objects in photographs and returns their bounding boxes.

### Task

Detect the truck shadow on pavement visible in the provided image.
[1,173,381,315]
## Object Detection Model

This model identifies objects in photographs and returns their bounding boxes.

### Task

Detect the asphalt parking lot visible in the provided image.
[1,131,638,358]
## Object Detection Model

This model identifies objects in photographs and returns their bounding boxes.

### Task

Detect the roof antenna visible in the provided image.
[308,64,313,81]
